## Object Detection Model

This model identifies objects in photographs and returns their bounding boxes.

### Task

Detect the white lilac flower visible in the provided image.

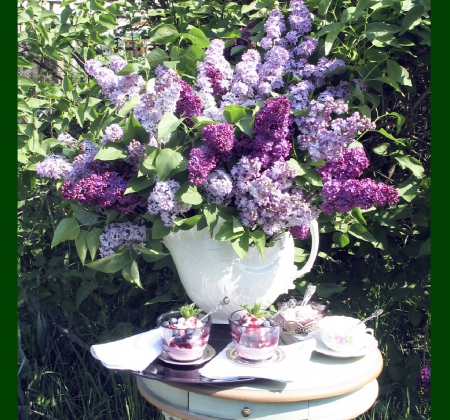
[35,154,72,180]
[57,133,77,148]
[100,124,124,146]
[98,221,147,258]
[203,169,233,205]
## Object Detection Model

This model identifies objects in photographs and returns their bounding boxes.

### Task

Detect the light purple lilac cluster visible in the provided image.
[318,147,398,214]
[188,123,236,186]
[35,154,73,180]
[296,97,376,162]
[134,66,183,145]
[99,221,146,258]
[85,57,145,111]
[147,178,192,227]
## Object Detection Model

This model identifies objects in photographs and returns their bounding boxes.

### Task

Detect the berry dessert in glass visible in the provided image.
[228,303,283,362]
[157,303,212,362]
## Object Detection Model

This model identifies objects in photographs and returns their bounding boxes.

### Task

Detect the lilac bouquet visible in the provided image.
[36,0,398,269]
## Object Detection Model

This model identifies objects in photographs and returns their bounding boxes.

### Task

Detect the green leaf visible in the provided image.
[214,219,243,241]
[291,107,311,117]
[318,0,333,16]
[387,59,403,83]
[418,237,430,258]
[394,155,424,178]
[86,249,134,273]
[75,283,95,307]
[117,96,139,118]
[223,105,247,124]
[173,215,202,229]
[324,22,345,55]
[316,283,346,298]
[51,218,80,247]
[231,230,250,259]
[148,24,179,44]
[407,308,422,327]
[249,230,266,258]
[388,364,405,382]
[124,175,154,194]
[351,207,367,225]
[235,115,253,137]
[203,203,219,235]
[124,113,148,145]
[157,113,182,141]
[230,45,247,56]
[377,128,406,146]
[146,48,169,68]
[135,245,169,262]
[18,76,37,88]
[174,182,203,205]
[87,228,103,260]
[122,260,143,289]
[18,57,35,69]
[145,294,173,305]
[178,45,205,75]
[70,203,99,225]
[94,143,127,161]
[155,148,187,181]
[348,223,376,242]
[75,230,88,265]
[399,5,426,35]
[186,27,210,48]
[370,77,402,93]
[333,232,350,247]
[116,62,143,75]
[152,219,172,239]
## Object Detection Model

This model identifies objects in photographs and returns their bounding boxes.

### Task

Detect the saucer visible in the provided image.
[307,330,378,358]
[158,344,216,365]
[226,346,286,367]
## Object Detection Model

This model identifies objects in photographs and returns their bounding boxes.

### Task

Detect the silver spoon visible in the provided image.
[348,309,384,332]
[271,298,297,320]
[299,284,317,308]
[199,297,230,322]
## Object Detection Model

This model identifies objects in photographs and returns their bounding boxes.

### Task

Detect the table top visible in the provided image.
[136,325,383,402]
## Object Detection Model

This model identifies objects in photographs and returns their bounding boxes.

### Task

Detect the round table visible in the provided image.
[136,332,383,420]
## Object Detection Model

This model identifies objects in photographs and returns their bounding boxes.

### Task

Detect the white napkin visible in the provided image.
[199,339,316,383]
[90,329,163,372]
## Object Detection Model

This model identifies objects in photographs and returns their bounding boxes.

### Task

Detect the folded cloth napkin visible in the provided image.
[90,329,163,372]
[199,339,316,383]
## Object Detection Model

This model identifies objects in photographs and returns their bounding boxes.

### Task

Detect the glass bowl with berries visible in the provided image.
[157,303,212,362]
[228,303,284,362]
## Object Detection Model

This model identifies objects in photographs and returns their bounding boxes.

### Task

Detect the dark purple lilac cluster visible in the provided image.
[175,80,203,126]
[60,160,146,215]
[417,363,430,396]
[318,148,398,215]
[188,123,236,186]
[249,97,293,168]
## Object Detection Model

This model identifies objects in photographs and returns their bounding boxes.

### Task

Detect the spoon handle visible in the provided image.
[300,285,317,307]
[199,297,230,322]
[349,309,384,331]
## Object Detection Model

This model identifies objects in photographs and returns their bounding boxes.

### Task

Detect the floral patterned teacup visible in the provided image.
[318,316,374,352]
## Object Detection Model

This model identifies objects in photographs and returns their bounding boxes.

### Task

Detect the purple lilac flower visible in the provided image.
[293,36,318,57]
[250,97,293,168]
[85,59,118,96]
[99,221,146,258]
[224,22,256,60]
[35,154,72,180]
[61,170,147,214]
[188,147,218,186]
[109,56,127,73]
[110,71,146,110]
[100,123,124,146]
[203,169,233,205]
[296,96,375,161]
[289,80,315,111]
[147,178,191,226]
[260,9,286,50]
[175,79,203,126]
[57,133,77,148]
[317,82,350,102]
[317,147,370,182]
[289,0,312,36]
[222,49,261,106]
[197,39,233,118]
[290,224,310,240]
[134,66,182,143]
[257,46,290,96]
[126,139,147,171]
[231,157,317,236]
[417,363,430,395]
[202,123,236,162]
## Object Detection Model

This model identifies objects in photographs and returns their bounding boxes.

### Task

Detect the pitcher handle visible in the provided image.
[295,219,320,278]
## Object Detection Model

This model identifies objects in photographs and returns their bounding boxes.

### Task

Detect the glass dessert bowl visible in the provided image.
[278,296,327,336]
[228,307,283,362]
[157,310,212,362]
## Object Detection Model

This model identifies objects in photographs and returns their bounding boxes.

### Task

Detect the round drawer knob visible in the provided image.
[241,407,251,417]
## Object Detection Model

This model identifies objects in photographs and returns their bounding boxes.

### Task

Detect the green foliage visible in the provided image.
[241,302,272,318]
[179,302,203,318]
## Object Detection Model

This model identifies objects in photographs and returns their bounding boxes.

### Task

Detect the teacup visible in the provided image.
[318,316,374,352]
